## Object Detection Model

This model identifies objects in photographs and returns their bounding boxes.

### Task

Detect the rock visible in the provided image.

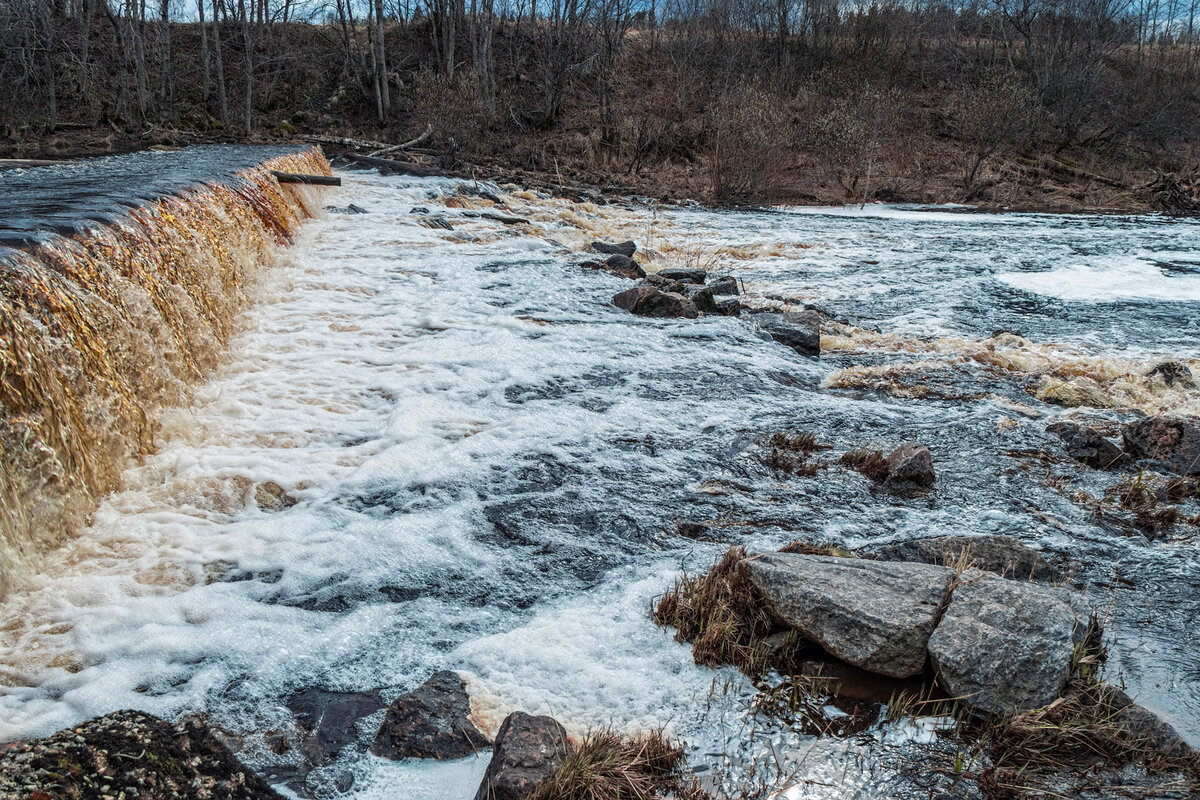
[1108,688,1195,757]
[0,709,282,799]
[1047,420,1127,468]
[473,712,570,800]
[866,535,1059,582]
[753,311,821,357]
[420,216,455,231]
[581,256,642,280]
[612,286,699,319]
[604,254,646,278]
[590,240,637,257]
[287,687,385,767]
[683,285,719,314]
[882,442,936,489]
[744,552,956,678]
[715,298,742,316]
[1146,360,1198,389]
[371,671,490,760]
[710,276,740,295]
[1122,416,1200,476]
[326,203,368,214]
[657,267,707,284]
[255,481,297,511]
[928,570,1088,716]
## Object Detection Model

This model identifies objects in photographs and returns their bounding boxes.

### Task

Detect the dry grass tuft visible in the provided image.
[838,448,890,482]
[761,432,831,477]
[529,729,709,800]
[652,546,779,675]
[777,540,856,558]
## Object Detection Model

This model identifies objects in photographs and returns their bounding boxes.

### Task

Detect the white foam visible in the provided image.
[998,259,1200,302]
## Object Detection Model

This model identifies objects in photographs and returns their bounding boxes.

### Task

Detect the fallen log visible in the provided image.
[343,153,444,177]
[369,124,434,157]
[271,170,341,186]
[0,158,68,170]
[302,134,395,152]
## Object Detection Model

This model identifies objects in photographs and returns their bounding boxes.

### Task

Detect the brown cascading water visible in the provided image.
[0,147,332,596]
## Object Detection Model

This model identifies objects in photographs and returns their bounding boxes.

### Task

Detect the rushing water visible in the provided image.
[0,170,1198,798]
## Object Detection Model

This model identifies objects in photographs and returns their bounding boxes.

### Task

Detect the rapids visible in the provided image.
[1,167,1198,798]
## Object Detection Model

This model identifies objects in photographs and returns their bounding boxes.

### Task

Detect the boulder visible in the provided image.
[866,535,1058,582]
[612,286,699,319]
[928,570,1088,716]
[710,276,740,296]
[371,671,490,760]
[657,267,707,284]
[683,285,719,314]
[715,298,742,316]
[1146,360,1198,389]
[882,442,936,489]
[1122,416,1200,476]
[288,687,385,766]
[581,255,643,280]
[590,240,637,257]
[1046,420,1126,468]
[0,710,281,800]
[473,712,570,800]
[744,553,956,678]
[1108,688,1195,758]
[753,311,821,357]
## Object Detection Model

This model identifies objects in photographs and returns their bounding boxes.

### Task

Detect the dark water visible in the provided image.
[0,144,305,251]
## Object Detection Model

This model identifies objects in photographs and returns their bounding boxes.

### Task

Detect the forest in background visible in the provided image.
[2,0,1199,209]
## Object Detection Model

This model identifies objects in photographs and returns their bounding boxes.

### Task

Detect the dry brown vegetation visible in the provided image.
[3,1,1200,210]
[529,729,708,800]
[838,448,891,482]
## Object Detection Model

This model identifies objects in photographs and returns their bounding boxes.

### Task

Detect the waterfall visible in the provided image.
[0,147,331,595]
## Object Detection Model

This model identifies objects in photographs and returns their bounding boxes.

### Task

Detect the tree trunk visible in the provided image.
[375,0,390,117]
[212,2,229,128]
[158,0,170,115]
[198,0,210,103]
[239,0,253,135]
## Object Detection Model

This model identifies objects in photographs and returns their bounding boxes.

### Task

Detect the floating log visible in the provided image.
[342,153,444,177]
[271,170,341,186]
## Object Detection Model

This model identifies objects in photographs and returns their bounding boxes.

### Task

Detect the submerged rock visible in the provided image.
[752,311,821,357]
[473,712,570,800]
[288,686,385,766]
[255,480,298,511]
[882,442,936,489]
[0,709,282,799]
[744,552,955,678]
[715,298,742,316]
[1146,361,1198,389]
[1122,416,1200,476]
[657,267,707,284]
[1047,420,1126,468]
[590,239,637,257]
[1108,688,1195,758]
[612,286,699,319]
[325,203,368,214]
[371,671,490,760]
[866,534,1059,582]
[928,570,1088,716]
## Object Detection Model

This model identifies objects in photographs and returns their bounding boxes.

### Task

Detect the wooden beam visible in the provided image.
[271,170,341,186]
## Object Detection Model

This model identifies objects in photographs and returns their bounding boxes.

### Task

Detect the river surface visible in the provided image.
[1,169,1198,798]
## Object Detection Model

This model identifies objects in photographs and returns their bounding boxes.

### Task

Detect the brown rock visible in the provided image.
[371,671,490,760]
[473,712,570,800]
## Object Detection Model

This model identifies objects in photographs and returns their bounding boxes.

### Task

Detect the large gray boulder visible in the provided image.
[1122,416,1200,476]
[474,712,570,800]
[928,569,1088,716]
[866,534,1059,583]
[744,553,955,678]
[753,311,821,357]
[371,671,490,760]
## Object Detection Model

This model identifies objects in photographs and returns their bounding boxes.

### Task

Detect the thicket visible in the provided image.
[4,0,1199,205]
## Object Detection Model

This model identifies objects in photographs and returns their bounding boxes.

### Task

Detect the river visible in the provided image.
[1,167,1198,798]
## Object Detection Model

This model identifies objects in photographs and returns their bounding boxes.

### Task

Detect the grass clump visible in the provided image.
[838,448,890,482]
[652,546,780,675]
[761,431,830,477]
[529,729,707,800]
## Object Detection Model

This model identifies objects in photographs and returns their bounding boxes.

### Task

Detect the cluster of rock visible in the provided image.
[590,239,824,358]
[1049,410,1200,476]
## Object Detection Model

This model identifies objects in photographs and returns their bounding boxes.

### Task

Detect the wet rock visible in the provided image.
[657,267,707,284]
[420,216,455,231]
[1122,416,1200,476]
[604,254,646,278]
[866,535,1059,582]
[710,276,740,295]
[590,240,637,257]
[744,552,956,678]
[612,286,699,319]
[928,570,1088,716]
[683,285,719,314]
[288,687,385,766]
[255,481,298,511]
[753,311,821,357]
[1046,420,1127,468]
[1108,688,1195,757]
[882,442,936,489]
[370,671,490,760]
[1146,360,1198,389]
[715,298,742,316]
[0,709,282,799]
[473,712,570,800]
[326,203,368,214]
